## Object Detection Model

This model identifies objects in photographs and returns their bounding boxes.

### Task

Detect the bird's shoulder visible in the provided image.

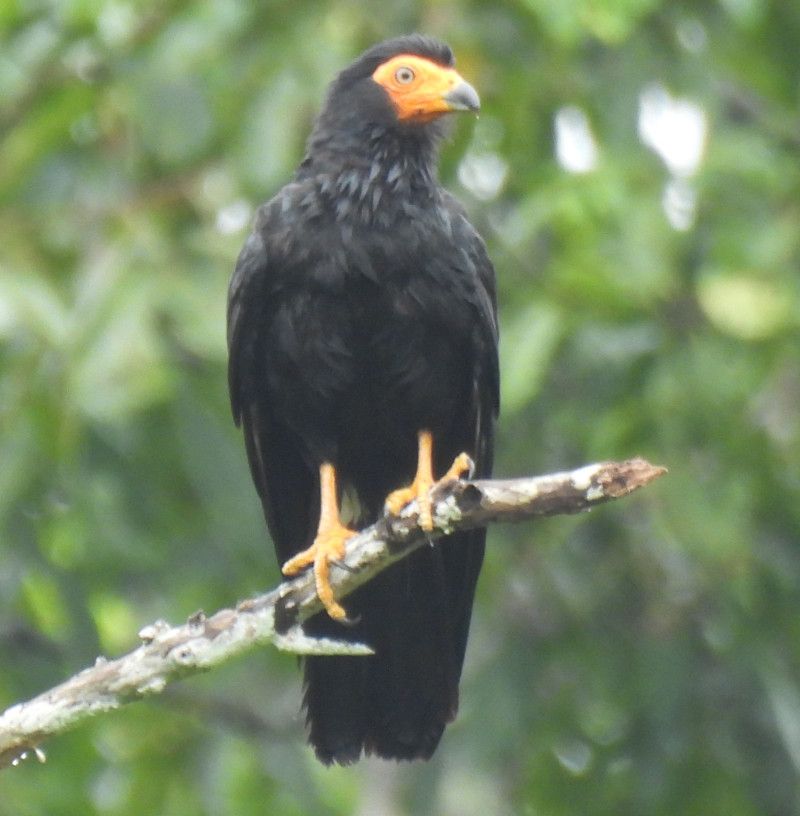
[228,178,495,316]
[435,190,497,318]
[227,180,322,305]
[439,191,495,279]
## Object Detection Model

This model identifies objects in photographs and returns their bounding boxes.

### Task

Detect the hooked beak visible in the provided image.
[443,80,481,113]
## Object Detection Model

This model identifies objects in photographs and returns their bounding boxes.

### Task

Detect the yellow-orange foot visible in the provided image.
[385,450,474,531]
[282,521,356,621]
[441,452,474,483]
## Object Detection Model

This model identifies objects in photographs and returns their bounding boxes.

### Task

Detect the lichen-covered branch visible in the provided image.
[0,458,665,770]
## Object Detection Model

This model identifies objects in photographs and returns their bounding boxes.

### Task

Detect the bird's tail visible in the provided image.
[302,528,484,764]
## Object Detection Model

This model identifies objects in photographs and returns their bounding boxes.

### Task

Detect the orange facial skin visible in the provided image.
[371,54,480,123]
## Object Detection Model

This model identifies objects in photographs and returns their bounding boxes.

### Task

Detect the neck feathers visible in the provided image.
[296,122,443,223]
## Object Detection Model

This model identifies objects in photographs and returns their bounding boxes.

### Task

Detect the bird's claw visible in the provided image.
[441,452,474,482]
[385,450,474,532]
[282,522,356,621]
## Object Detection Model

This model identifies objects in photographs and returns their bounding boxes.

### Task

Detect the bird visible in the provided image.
[227,34,499,765]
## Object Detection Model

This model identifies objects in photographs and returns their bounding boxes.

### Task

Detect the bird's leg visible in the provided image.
[384,430,473,531]
[281,462,356,621]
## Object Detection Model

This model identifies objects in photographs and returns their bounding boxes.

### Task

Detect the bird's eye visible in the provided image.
[394,66,415,85]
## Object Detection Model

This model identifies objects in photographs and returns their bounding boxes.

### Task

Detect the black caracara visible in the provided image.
[227,35,499,764]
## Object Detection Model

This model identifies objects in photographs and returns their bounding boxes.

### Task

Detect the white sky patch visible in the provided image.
[458,152,509,201]
[639,83,708,230]
[662,178,698,232]
[638,84,707,178]
[215,199,252,235]
[555,106,599,174]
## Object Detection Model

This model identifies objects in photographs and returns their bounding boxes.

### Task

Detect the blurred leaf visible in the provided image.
[21,573,68,640]
[501,300,563,414]
[697,272,794,339]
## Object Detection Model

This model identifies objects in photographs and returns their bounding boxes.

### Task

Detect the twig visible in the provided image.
[0,458,665,769]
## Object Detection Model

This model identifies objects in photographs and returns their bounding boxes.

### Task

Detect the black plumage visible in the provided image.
[227,35,499,764]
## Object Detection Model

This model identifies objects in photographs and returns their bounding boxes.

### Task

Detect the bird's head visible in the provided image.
[313,35,480,144]
[368,43,480,125]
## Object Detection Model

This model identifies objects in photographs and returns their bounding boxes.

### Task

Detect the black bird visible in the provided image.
[227,35,499,764]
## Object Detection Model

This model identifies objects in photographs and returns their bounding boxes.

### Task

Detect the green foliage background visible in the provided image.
[1,1,798,813]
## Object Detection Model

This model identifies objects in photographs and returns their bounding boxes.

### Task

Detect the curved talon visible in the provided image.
[385,431,473,532]
[282,522,355,620]
[386,480,435,530]
[283,462,356,621]
[339,611,362,628]
[442,452,474,482]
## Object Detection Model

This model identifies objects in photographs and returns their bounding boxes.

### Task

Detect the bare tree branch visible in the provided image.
[0,458,665,770]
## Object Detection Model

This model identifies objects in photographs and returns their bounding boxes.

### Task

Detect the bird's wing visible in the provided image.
[443,194,499,486]
[227,229,266,428]
[227,202,318,561]
[443,191,499,425]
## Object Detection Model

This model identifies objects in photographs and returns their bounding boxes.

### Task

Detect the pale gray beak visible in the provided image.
[444,80,481,113]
